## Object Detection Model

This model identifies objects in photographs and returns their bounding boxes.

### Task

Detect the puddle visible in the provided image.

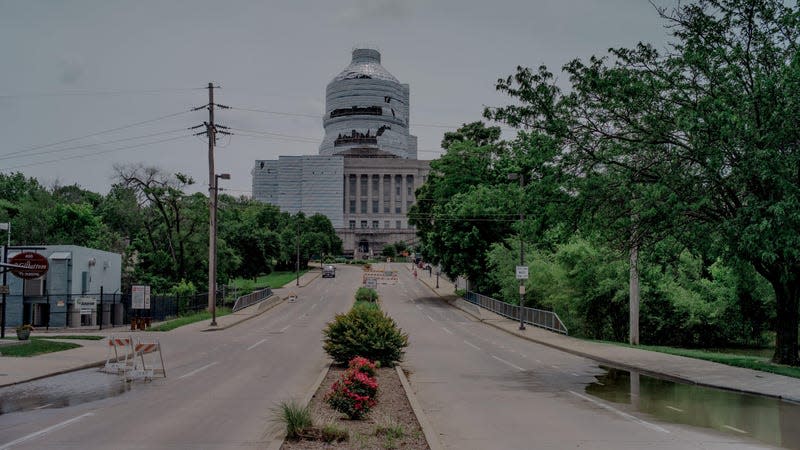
[0,368,132,415]
[586,366,800,448]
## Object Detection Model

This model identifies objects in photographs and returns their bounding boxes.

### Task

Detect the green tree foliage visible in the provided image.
[485,0,800,364]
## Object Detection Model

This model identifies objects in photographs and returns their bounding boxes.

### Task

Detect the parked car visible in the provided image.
[322,265,336,278]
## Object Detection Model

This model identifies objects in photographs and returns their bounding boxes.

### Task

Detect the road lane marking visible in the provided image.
[441,327,453,334]
[723,425,748,434]
[415,305,422,310]
[535,359,542,363]
[425,314,435,322]
[178,362,219,379]
[310,303,318,310]
[247,339,268,350]
[551,365,560,369]
[0,412,94,450]
[569,391,670,433]
[571,373,579,377]
[666,405,684,413]
[491,354,525,371]
[464,340,482,351]
[33,403,53,410]
[280,324,291,332]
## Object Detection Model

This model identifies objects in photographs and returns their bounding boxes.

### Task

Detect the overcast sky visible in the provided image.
[0,0,674,196]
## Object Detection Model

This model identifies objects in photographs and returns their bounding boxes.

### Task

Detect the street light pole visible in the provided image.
[1,222,9,339]
[296,219,300,287]
[508,173,526,331]
[210,173,230,327]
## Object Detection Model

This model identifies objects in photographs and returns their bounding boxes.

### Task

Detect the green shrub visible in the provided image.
[355,287,379,303]
[323,306,409,367]
[273,400,312,439]
[320,421,349,443]
[325,367,378,419]
[354,300,380,311]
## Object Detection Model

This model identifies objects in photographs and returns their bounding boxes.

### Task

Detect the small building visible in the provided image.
[2,245,122,328]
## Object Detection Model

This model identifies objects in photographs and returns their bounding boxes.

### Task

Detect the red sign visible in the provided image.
[9,252,49,280]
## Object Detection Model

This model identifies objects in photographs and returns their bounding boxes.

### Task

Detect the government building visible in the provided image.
[252,49,430,258]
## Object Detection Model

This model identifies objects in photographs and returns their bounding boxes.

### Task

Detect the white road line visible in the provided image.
[425,314,435,322]
[595,381,605,386]
[491,354,525,371]
[0,412,95,450]
[310,303,318,310]
[415,305,422,310]
[441,327,453,334]
[723,425,748,434]
[280,324,291,332]
[33,403,53,410]
[666,405,684,413]
[571,373,579,377]
[535,359,542,363]
[247,338,268,350]
[569,391,670,434]
[177,362,219,379]
[551,365,560,369]
[464,340,482,351]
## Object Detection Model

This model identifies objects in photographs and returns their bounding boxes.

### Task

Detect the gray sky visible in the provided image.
[0,0,673,196]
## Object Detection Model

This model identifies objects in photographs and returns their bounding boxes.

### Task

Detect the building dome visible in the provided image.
[332,48,399,83]
[320,49,417,159]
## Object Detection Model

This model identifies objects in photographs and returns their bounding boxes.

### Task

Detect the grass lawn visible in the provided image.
[231,270,308,292]
[148,307,232,332]
[604,341,800,379]
[0,338,81,357]
[44,335,104,340]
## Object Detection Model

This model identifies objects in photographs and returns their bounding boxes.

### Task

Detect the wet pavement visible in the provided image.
[0,368,132,415]
[585,366,800,448]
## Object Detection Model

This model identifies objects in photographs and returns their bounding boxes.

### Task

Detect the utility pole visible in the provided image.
[296,219,300,287]
[192,83,230,327]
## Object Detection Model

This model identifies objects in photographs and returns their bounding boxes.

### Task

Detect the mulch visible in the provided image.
[281,365,429,449]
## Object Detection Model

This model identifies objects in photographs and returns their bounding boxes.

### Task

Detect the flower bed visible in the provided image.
[281,365,429,449]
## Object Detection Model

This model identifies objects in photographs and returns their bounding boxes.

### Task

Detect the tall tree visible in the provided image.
[486,0,800,365]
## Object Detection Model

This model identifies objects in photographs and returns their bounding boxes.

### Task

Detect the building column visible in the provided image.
[379,173,385,217]
[401,173,408,214]
[355,173,361,218]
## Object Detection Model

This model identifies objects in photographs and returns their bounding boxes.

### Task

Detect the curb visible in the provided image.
[0,359,106,389]
[266,363,331,450]
[396,365,444,450]
[447,298,800,403]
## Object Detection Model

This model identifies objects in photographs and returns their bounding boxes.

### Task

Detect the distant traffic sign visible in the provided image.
[0,285,8,294]
[515,266,529,280]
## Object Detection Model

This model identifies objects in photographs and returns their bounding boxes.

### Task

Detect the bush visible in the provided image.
[353,300,380,311]
[325,367,379,419]
[323,305,408,367]
[348,356,378,377]
[355,287,379,303]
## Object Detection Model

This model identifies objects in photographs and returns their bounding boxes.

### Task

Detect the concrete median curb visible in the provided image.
[266,363,331,450]
[202,294,284,332]
[396,365,444,450]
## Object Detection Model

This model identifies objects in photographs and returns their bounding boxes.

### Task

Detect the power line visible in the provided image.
[1,135,191,171]
[228,127,320,143]
[2,109,196,159]
[0,87,205,99]
[0,128,188,162]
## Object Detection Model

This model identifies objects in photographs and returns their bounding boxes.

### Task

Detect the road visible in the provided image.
[380,263,776,449]
[0,265,361,450]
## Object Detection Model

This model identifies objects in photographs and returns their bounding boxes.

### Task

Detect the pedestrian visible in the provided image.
[413,269,417,279]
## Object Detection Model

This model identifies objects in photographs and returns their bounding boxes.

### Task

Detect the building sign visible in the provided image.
[74,297,97,314]
[9,252,49,280]
[132,285,151,309]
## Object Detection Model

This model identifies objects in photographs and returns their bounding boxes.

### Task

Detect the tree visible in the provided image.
[486,0,800,365]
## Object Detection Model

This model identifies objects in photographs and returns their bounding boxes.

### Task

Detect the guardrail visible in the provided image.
[463,291,568,335]
[232,287,274,312]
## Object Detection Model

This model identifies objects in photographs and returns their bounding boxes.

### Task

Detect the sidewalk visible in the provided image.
[0,269,321,388]
[413,265,800,403]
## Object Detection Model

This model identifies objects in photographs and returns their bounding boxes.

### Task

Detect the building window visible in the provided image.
[349,175,356,198]
[384,220,390,229]
[361,200,367,213]
[406,175,414,197]
[395,175,402,197]
[361,221,367,229]
[372,175,380,198]
[396,220,402,229]
[360,174,368,197]
[372,200,379,213]
[407,201,413,212]
[395,206,401,214]
[383,175,391,213]
[372,220,379,229]
[349,200,356,213]
[349,220,356,229]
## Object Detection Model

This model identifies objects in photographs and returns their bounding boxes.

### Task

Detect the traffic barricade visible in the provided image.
[103,335,134,374]
[125,339,166,382]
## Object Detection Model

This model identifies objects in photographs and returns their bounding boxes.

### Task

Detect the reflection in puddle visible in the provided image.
[0,368,132,415]
[586,366,800,448]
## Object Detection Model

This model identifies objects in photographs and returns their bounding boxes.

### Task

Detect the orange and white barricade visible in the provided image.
[103,335,134,374]
[125,339,166,382]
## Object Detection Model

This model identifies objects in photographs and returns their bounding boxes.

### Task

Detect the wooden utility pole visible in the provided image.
[206,83,217,325]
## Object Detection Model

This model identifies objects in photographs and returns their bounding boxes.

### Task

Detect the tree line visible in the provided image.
[410,0,799,365]
[0,164,342,295]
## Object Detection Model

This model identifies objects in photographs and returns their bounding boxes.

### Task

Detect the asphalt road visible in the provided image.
[380,263,775,450]
[0,265,361,450]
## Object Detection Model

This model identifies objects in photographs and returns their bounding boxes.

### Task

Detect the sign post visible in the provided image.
[131,285,151,310]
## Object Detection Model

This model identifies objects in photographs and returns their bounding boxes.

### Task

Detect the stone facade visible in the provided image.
[251,48,430,257]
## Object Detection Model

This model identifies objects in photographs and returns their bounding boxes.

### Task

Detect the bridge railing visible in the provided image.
[232,287,273,312]
[463,291,568,335]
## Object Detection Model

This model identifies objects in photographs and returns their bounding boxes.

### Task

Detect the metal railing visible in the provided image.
[464,291,568,335]
[232,287,274,312]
